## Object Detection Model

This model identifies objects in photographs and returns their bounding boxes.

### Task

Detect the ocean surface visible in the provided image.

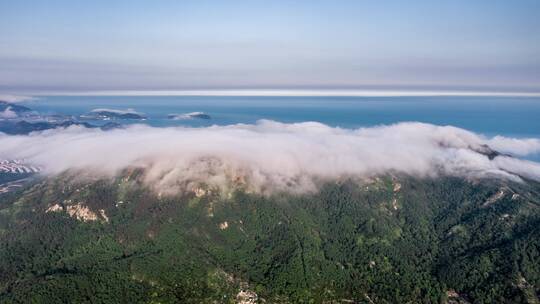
[22,95,540,160]
[24,95,540,136]
[13,95,540,161]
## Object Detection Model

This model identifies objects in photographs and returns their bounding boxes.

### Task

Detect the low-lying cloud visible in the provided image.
[1,120,540,193]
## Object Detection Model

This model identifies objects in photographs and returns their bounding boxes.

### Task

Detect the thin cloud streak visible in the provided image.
[26,90,540,97]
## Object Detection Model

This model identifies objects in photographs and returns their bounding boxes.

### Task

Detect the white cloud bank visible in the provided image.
[1,121,540,193]
[36,90,540,97]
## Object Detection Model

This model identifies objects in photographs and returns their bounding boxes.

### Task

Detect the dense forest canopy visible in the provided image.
[0,172,539,303]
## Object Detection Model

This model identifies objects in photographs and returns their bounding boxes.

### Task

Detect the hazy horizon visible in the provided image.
[1,0,539,93]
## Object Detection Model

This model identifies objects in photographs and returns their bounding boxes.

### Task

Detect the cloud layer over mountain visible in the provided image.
[1,121,540,193]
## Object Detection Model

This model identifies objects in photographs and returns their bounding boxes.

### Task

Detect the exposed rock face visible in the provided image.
[193,187,208,197]
[445,289,471,304]
[236,289,258,304]
[45,202,109,223]
[45,203,63,213]
[219,221,229,230]
[482,188,508,207]
[66,203,99,222]
[99,209,109,223]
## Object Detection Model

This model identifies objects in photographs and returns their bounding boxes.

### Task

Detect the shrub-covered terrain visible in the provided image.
[0,173,539,303]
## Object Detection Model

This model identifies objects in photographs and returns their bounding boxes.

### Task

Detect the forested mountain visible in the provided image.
[0,173,539,303]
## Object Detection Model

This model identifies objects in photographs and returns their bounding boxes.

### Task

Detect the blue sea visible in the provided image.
[16,95,540,161]
[24,95,540,136]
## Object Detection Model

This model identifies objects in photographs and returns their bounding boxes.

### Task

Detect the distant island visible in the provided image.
[168,112,211,120]
[0,101,122,135]
[81,108,146,120]
[0,101,33,119]
[0,101,32,114]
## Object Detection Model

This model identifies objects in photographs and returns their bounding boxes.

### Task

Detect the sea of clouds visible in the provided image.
[1,120,540,193]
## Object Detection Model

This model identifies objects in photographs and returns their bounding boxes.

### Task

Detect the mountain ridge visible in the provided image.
[1,173,539,303]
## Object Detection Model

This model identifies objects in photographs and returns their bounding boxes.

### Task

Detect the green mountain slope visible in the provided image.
[0,173,539,303]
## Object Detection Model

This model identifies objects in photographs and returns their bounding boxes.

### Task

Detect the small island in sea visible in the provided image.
[80,108,146,120]
[168,112,211,120]
[0,101,123,135]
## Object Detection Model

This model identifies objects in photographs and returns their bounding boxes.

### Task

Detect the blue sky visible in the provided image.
[1,0,539,92]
